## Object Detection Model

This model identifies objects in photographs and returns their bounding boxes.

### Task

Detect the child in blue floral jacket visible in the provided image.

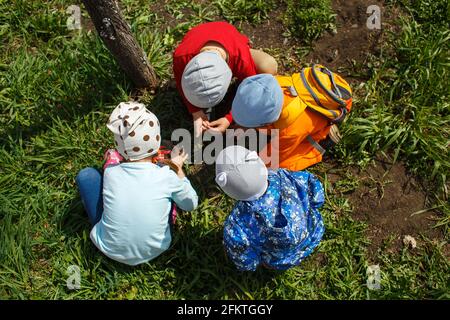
[215,145,325,271]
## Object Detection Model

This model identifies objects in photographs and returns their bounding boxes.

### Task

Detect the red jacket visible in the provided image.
[173,22,257,123]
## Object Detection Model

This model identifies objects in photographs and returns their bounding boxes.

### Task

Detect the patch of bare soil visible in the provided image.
[149,0,222,31]
[306,0,401,78]
[237,0,402,80]
[345,160,444,255]
[149,0,193,30]
[237,4,293,51]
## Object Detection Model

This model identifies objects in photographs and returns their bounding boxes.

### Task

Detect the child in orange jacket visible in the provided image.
[231,66,352,171]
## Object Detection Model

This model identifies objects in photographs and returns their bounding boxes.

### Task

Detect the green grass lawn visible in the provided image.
[0,0,448,299]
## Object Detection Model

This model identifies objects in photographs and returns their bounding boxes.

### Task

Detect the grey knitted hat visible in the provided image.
[181,51,232,108]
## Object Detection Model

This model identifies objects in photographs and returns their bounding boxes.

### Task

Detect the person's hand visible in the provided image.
[192,110,208,138]
[170,145,188,179]
[205,117,231,133]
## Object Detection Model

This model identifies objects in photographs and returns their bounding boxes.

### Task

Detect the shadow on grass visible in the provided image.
[1,35,131,148]
[167,222,282,299]
[61,164,280,299]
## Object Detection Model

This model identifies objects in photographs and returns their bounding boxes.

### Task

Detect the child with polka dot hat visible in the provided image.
[107,101,161,161]
[76,102,198,266]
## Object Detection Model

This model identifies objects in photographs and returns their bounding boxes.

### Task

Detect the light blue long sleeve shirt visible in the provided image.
[90,162,198,265]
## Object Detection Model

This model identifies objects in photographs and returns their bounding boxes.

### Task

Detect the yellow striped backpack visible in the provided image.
[276,64,353,127]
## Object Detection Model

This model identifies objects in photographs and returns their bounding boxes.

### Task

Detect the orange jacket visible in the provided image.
[261,90,330,171]
[258,68,352,171]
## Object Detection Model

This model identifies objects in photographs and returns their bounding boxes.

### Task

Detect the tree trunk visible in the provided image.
[82,0,158,89]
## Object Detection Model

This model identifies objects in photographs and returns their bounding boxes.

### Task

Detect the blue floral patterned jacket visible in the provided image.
[223,169,325,271]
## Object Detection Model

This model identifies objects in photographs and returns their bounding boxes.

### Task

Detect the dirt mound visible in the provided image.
[345,160,443,254]
[306,0,399,78]
[239,0,401,80]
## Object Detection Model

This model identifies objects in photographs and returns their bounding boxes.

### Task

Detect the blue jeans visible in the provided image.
[76,167,103,225]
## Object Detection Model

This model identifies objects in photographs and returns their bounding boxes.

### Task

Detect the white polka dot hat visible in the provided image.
[107,102,161,161]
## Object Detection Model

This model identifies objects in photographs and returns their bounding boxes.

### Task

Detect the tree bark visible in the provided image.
[82,0,158,89]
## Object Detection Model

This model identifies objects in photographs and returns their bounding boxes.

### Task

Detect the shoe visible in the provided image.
[319,124,341,150]
[329,124,342,144]
[170,202,177,225]
[103,149,124,170]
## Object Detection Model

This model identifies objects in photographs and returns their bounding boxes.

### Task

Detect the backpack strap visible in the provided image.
[299,69,343,122]
[298,66,349,124]
[300,70,326,109]
[275,75,308,129]
[306,135,326,155]
[311,64,347,107]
